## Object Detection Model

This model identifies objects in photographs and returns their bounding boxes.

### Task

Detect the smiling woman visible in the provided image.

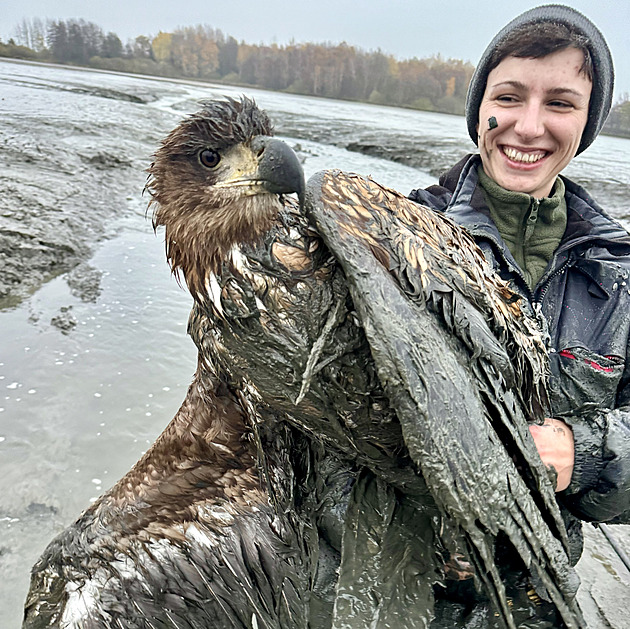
[408,5,630,628]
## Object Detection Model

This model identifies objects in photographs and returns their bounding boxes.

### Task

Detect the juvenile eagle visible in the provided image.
[24,97,584,629]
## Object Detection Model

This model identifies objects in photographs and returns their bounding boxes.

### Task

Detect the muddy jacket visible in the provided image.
[410,154,630,541]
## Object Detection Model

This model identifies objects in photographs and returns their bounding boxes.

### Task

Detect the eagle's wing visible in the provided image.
[305,170,584,629]
[23,357,315,629]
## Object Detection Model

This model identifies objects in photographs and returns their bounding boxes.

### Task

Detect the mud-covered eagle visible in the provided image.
[23,97,584,629]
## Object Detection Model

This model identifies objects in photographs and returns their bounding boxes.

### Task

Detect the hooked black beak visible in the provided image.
[252,136,305,204]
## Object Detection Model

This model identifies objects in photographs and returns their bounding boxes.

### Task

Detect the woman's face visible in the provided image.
[477,47,592,198]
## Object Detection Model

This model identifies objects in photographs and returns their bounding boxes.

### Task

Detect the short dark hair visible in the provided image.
[487,22,593,81]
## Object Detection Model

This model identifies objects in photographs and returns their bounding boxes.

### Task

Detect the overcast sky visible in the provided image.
[3,0,629,98]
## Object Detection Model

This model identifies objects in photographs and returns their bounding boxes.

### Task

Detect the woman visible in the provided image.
[410,5,630,627]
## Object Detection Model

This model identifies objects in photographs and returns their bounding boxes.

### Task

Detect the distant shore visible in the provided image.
[3,50,629,140]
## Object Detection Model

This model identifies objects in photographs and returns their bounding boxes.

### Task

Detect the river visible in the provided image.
[0,59,629,628]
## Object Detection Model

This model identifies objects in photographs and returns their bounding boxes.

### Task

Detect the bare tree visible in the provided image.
[12,17,48,52]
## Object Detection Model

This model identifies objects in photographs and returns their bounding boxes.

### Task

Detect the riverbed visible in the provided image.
[1,58,629,628]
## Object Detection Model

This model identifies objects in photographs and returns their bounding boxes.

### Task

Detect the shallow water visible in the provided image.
[1,59,629,628]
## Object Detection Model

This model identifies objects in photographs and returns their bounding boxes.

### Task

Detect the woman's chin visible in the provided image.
[492,163,555,198]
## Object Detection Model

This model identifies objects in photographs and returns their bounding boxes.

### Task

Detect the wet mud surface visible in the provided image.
[0,61,182,308]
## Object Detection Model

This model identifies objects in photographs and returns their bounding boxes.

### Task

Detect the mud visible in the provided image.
[50,305,77,334]
[0,59,180,309]
[0,123,135,307]
[65,262,103,302]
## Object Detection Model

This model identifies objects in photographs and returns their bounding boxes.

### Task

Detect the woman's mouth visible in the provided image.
[502,146,548,164]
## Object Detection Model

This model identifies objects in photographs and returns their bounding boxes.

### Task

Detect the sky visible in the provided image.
[2,0,630,99]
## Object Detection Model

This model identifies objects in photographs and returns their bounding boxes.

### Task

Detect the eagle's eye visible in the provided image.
[199,149,221,169]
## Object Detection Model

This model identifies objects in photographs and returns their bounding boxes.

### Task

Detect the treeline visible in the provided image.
[2,17,473,114]
[3,17,630,136]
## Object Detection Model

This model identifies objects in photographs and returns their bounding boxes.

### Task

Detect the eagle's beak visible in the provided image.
[253,137,305,204]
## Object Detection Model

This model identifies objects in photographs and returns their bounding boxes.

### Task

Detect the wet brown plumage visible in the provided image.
[305,172,584,627]
[24,98,327,629]
[147,97,304,301]
[24,97,584,629]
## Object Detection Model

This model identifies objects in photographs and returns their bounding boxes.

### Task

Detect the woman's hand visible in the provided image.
[529,418,575,491]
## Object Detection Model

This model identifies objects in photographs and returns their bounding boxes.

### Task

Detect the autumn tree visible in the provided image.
[603,96,630,138]
[46,19,105,63]
[151,32,173,64]
[127,36,153,59]
[218,36,239,76]
[47,20,69,61]
[9,16,483,118]
[169,26,219,78]
[102,32,123,58]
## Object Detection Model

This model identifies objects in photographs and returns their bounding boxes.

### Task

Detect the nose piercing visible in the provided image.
[488,116,498,130]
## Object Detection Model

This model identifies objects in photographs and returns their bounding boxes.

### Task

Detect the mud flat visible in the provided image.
[0,59,184,308]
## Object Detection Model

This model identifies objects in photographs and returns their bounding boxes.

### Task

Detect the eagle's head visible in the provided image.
[147,97,305,300]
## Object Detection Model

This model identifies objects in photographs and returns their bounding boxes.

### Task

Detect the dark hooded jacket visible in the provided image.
[410,154,630,556]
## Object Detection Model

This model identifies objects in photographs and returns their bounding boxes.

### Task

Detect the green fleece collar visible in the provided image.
[477,166,567,288]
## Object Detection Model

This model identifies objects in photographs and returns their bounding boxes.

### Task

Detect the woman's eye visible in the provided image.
[199,149,221,169]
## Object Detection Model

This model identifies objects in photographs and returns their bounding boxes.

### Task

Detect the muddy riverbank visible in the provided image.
[0,60,184,308]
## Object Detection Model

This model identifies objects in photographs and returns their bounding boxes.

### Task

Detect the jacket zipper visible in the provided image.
[532,257,571,338]
[465,206,574,333]
[523,198,540,244]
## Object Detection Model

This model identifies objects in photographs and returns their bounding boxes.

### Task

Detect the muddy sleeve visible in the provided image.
[560,361,630,524]
[407,185,451,212]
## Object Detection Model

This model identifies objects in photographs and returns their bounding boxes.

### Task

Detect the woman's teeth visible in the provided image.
[503,147,545,163]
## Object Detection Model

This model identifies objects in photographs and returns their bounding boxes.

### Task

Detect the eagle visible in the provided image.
[23,97,584,629]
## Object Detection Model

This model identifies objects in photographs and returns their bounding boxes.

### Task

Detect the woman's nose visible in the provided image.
[513,103,545,140]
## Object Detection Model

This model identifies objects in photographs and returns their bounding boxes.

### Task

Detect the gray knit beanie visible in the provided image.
[465,4,614,155]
